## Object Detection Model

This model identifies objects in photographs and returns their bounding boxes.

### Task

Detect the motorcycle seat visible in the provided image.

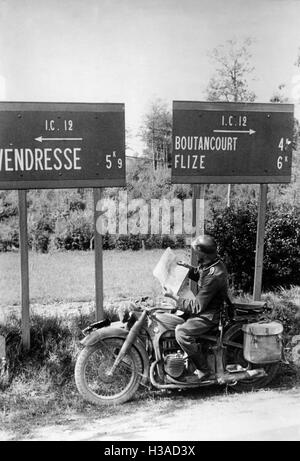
[233,301,266,311]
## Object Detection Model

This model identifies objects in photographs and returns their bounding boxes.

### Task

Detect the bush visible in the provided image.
[54,210,94,251]
[264,209,300,289]
[0,191,18,220]
[0,217,19,251]
[102,232,116,250]
[115,234,142,251]
[161,234,176,248]
[28,213,55,253]
[127,162,172,201]
[174,234,186,249]
[145,234,164,249]
[266,288,300,342]
[207,203,300,292]
[207,203,257,291]
[113,233,186,251]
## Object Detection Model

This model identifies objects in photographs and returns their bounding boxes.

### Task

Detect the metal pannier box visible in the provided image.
[242,321,283,364]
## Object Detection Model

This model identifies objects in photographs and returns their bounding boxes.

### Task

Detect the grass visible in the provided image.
[0,310,216,440]
[0,371,229,440]
[0,373,153,439]
[0,249,300,439]
[0,249,188,308]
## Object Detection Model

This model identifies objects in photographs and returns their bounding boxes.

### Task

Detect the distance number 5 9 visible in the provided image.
[106,153,123,169]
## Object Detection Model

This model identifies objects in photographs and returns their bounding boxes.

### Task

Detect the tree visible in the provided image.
[270,83,299,148]
[270,83,289,104]
[206,38,256,103]
[267,48,300,209]
[139,98,172,170]
[293,47,300,147]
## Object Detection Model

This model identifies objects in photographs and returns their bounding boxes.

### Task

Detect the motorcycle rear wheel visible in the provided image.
[224,324,279,392]
[75,338,143,405]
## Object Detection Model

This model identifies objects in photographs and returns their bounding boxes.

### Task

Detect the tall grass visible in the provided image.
[234,285,300,341]
[0,308,151,438]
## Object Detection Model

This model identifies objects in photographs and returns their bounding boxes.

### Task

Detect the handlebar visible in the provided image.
[134,303,175,313]
[145,305,175,312]
[132,295,176,313]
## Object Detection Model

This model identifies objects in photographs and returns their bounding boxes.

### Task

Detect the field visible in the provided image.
[0,248,188,309]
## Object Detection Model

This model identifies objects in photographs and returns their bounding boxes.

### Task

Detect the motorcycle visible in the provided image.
[74,294,284,405]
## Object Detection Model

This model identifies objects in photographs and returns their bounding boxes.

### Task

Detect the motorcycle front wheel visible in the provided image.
[75,337,143,405]
[224,324,279,392]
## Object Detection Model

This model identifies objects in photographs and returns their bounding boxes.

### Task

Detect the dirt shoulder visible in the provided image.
[2,386,300,441]
[1,298,299,442]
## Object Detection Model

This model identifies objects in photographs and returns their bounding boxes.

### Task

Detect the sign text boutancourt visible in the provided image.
[172,101,294,184]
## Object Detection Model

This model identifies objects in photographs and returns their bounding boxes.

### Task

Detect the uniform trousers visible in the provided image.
[175,316,216,370]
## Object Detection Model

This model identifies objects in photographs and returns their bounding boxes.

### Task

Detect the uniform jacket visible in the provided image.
[176,259,229,323]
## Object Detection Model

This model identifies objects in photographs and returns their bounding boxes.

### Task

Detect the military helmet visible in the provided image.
[191,234,217,256]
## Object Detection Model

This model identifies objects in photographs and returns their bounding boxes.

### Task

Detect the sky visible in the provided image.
[0,0,300,153]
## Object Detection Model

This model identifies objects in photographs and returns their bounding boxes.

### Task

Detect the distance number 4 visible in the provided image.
[277,137,291,170]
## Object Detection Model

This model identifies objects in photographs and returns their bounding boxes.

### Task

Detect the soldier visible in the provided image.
[163,234,230,383]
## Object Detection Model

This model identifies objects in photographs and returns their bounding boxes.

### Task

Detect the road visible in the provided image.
[3,386,300,441]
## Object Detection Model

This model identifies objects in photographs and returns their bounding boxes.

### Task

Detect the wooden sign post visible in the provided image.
[0,334,6,374]
[172,100,294,300]
[18,189,30,350]
[0,335,5,360]
[0,102,125,348]
[93,188,104,321]
[190,184,205,295]
[253,184,268,301]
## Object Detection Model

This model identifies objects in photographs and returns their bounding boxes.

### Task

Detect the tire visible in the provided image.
[224,324,280,392]
[75,337,143,405]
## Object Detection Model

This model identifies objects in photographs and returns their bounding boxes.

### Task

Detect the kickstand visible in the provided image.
[225,380,238,394]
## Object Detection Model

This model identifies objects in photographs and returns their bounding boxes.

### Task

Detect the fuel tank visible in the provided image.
[154,312,185,330]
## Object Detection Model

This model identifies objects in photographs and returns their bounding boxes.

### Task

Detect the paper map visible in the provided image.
[153,247,189,294]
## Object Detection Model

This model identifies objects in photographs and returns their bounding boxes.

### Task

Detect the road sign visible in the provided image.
[172,101,294,184]
[0,102,125,189]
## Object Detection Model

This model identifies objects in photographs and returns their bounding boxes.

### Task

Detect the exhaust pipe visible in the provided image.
[149,360,213,389]
[149,361,267,389]
[217,368,267,385]
[149,361,188,389]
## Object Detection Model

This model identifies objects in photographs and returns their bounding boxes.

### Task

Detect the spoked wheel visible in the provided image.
[224,324,279,392]
[75,338,143,405]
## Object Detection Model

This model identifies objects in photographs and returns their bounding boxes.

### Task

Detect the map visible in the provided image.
[153,247,189,294]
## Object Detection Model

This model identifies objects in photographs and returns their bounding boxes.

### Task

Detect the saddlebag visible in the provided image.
[242,321,283,364]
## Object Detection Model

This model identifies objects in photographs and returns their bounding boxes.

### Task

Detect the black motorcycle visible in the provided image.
[74,296,282,405]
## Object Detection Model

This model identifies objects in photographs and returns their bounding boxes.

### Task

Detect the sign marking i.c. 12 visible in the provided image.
[0,101,126,190]
[172,100,294,184]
